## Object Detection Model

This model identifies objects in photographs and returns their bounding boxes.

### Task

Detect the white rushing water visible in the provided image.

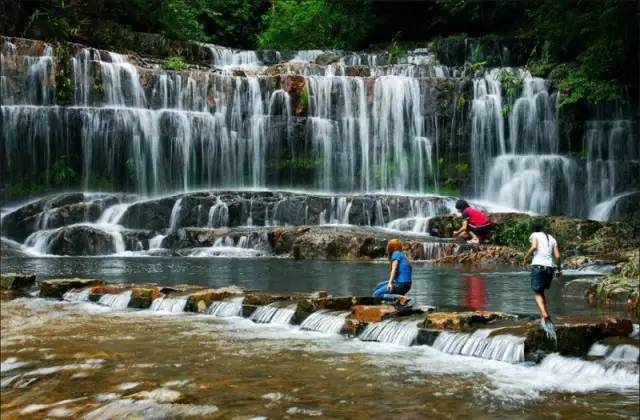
[62,289,91,302]
[97,291,132,310]
[358,319,419,346]
[207,297,244,317]
[299,310,349,334]
[249,303,297,325]
[432,329,525,363]
[149,297,188,313]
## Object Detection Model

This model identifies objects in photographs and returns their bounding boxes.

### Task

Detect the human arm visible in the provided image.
[553,243,561,273]
[387,260,398,291]
[523,236,537,266]
[453,220,468,236]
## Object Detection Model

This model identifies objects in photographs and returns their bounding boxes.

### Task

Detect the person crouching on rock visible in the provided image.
[372,239,412,305]
[452,199,491,244]
[522,220,561,325]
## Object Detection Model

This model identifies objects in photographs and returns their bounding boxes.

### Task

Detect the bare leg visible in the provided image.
[534,292,549,320]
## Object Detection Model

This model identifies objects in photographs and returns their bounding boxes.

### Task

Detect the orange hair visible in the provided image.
[386,239,403,255]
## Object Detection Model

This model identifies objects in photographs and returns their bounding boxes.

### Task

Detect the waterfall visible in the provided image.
[207,199,229,228]
[207,297,244,317]
[169,199,183,231]
[149,297,188,313]
[472,69,582,215]
[98,291,132,310]
[249,303,297,325]
[358,319,419,346]
[299,310,349,334]
[97,203,129,224]
[584,117,638,216]
[431,329,525,363]
[207,45,261,69]
[63,289,91,302]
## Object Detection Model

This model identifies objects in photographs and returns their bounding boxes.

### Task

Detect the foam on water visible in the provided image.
[299,310,349,334]
[358,319,419,346]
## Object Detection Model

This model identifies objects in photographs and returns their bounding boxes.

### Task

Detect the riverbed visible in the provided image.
[2,258,639,418]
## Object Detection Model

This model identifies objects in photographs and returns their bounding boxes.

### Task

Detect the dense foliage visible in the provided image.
[257,0,372,50]
[1,0,637,105]
[492,217,549,250]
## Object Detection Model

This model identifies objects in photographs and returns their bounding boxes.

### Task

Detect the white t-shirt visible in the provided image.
[529,232,557,267]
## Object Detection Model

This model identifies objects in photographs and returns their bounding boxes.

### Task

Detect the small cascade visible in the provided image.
[358,319,419,346]
[538,353,639,382]
[588,343,640,362]
[97,203,130,224]
[207,199,229,228]
[169,199,183,231]
[207,45,261,69]
[421,242,457,260]
[207,296,244,317]
[98,291,132,310]
[431,329,525,363]
[588,191,636,221]
[149,296,188,313]
[249,303,297,325]
[148,234,166,249]
[23,230,55,255]
[63,289,91,302]
[299,310,349,334]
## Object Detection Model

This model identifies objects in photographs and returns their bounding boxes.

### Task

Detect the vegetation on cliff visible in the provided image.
[2,0,636,106]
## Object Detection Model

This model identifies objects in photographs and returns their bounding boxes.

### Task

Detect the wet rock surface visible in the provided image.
[39,278,105,298]
[424,311,518,331]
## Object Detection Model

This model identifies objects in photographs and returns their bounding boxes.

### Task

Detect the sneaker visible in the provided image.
[467,238,480,244]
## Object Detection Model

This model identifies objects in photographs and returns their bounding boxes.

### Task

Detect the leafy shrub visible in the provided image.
[51,155,79,187]
[162,56,187,71]
[492,217,549,249]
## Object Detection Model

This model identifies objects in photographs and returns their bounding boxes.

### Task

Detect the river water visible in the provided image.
[0,256,626,317]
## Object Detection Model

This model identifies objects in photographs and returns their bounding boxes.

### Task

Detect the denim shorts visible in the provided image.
[531,265,554,292]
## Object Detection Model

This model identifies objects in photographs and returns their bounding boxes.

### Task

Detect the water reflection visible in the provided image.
[464,275,487,311]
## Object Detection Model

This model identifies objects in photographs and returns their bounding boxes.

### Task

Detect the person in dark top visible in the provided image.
[452,199,491,244]
[372,239,412,305]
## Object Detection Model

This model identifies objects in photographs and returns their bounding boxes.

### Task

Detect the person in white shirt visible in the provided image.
[523,220,561,323]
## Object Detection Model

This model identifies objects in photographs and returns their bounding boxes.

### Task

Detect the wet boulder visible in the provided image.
[424,311,518,331]
[39,278,105,299]
[0,193,86,241]
[562,278,599,298]
[291,227,387,260]
[119,196,176,230]
[1,273,36,298]
[351,304,399,323]
[162,227,231,249]
[521,317,633,357]
[129,287,161,309]
[47,225,119,256]
[315,52,341,65]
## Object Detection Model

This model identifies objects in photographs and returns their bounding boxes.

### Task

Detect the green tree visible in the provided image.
[257,0,372,50]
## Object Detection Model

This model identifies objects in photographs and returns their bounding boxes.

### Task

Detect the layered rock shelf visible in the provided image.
[2,273,636,363]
